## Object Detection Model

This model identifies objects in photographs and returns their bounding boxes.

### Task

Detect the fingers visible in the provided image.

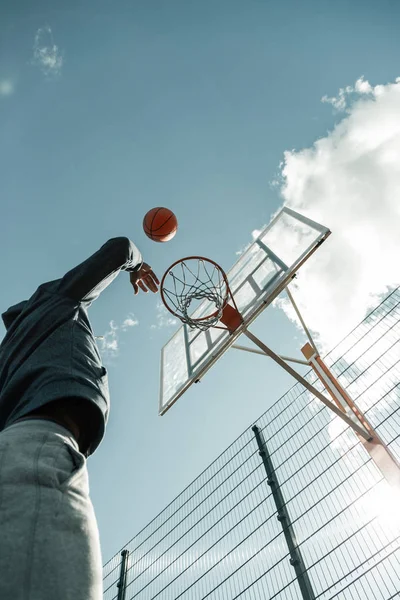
[143,273,159,293]
[139,276,158,294]
[140,267,159,293]
[131,265,160,295]
[138,280,148,293]
[141,266,160,286]
[149,269,160,286]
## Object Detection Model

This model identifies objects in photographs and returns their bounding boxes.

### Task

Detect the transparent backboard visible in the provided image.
[160,207,330,415]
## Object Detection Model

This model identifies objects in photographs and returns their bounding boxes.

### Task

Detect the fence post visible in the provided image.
[116,549,129,600]
[252,425,315,600]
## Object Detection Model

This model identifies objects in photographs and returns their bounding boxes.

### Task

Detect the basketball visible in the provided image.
[143,207,178,242]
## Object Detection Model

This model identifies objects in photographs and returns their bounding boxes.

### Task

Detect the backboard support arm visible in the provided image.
[231,344,309,366]
[284,285,318,354]
[242,329,372,441]
[238,291,400,490]
[302,343,400,490]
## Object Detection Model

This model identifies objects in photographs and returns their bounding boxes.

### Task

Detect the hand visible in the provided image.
[130,263,160,295]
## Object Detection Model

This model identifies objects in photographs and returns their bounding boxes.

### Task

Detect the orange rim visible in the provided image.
[160,256,231,322]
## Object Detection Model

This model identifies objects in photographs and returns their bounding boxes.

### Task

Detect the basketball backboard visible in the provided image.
[159,207,330,415]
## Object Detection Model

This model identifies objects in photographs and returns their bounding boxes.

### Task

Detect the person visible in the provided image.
[0,237,159,600]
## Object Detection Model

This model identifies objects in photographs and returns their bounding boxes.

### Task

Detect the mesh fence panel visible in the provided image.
[103,287,400,600]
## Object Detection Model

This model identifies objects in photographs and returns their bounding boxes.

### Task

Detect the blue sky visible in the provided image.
[1,0,400,562]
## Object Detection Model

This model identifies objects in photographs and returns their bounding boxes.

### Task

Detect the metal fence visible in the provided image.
[103,287,400,600]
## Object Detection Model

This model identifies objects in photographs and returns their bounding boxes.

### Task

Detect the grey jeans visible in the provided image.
[0,418,103,600]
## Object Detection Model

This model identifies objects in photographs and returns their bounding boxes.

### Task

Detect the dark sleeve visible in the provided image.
[56,237,143,304]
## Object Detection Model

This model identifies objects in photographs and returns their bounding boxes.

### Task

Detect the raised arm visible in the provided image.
[57,237,143,305]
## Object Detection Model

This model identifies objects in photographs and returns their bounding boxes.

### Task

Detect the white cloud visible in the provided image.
[275,76,400,352]
[99,314,139,359]
[321,76,374,112]
[122,315,139,330]
[0,80,15,97]
[105,338,118,352]
[354,77,373,95]
[99,320,119,359]
[32,26,63,76]
[150,300,178,329]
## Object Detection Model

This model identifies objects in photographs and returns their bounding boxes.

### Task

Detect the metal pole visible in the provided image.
[117,549,129,600]
[231,344,309,365]
[284,286,318,354]
[252,425,316,600]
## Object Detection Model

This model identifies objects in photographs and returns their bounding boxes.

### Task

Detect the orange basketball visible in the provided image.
[143,207,178,242]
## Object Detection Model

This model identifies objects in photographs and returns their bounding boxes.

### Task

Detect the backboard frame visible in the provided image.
[159,207,331,416]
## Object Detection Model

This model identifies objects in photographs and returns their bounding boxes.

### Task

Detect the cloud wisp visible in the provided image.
[99,313,139,359]
[275,76,400,351]
[321,76,374,112]
[151,300,178,330]
[32,26,63,77]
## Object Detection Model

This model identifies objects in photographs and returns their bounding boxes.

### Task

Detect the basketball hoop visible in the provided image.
[160,257,243,332]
